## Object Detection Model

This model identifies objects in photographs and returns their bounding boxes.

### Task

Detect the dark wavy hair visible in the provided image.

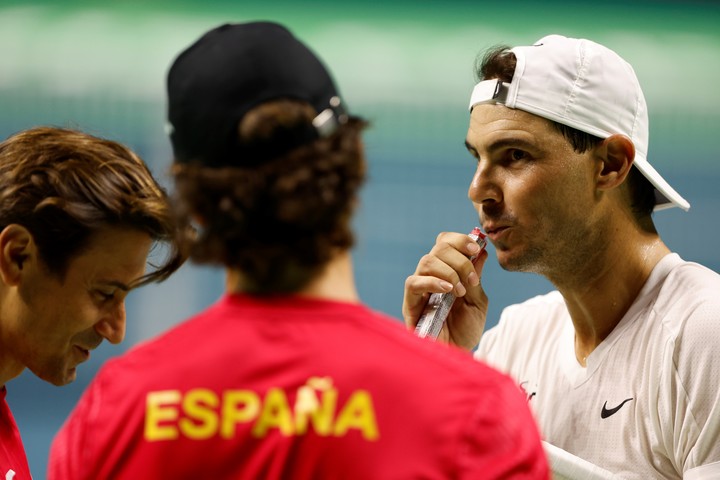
[172,99,368,294]
[0,126,184,286]
[476,46,656,222]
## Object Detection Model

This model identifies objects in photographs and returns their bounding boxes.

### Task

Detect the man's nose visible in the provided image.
[468,161,502,206]
[94,302,127,345]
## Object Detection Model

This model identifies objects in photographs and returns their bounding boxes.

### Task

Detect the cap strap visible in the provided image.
[469,80,509,111]
[313,96,348,138]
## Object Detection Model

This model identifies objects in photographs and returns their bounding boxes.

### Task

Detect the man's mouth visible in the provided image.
[483,223,510,240]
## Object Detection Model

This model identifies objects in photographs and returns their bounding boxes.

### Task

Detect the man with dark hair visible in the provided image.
[403,35,720,478]
[48,22,548,479]
[0,126,183,477]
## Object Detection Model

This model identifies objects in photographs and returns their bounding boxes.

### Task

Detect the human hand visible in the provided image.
[402,231,489,351]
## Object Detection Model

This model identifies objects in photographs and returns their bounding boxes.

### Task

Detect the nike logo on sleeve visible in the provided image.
[600,398,633,419]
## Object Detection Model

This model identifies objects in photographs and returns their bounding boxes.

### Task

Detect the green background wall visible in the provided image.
[1,0,718,475]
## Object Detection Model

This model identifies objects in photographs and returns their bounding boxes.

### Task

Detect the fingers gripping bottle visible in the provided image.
[415,227,487,339]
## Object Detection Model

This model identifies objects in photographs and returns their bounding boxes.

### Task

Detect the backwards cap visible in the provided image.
[166,22,348,167]
[469,34,689,211]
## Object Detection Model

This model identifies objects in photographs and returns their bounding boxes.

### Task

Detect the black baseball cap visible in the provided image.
[166,22,348,167]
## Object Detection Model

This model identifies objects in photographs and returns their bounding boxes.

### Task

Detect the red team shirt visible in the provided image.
[1,387,32,479]
[49,294,548,479]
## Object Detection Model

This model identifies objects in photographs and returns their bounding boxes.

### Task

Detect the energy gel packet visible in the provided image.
[415,227,487,339]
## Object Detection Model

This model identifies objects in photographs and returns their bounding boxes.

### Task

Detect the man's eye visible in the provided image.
[510,149,527,161]
[96,291,115,302]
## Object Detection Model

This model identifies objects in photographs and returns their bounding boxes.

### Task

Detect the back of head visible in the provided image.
[469,34,689,215]
[167,22,367,294]
[0,126,183,285]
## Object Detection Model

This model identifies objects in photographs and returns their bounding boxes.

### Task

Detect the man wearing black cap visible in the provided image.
[48,22,549,479]
[404,35,720,478]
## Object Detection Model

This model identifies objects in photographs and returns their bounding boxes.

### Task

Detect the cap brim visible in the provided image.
[633,154,690,211]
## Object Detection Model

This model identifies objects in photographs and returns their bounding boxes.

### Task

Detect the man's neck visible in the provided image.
[295,251,360,303]
[552,229,670,365]
[0,288,28,387]
[225,251,360,303]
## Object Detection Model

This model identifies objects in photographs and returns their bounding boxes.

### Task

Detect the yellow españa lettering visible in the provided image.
[252,387,294,437]
[179,388,218,439]
[221,390,260,439]
[334,390,379,441]
[294,379,337,436]
[144,377,379,442]
[145,390,181,441]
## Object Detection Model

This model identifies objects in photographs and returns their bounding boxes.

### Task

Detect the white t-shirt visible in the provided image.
[476,253,720,479]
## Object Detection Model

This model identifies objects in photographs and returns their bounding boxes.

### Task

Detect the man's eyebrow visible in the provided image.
[97,280,131,291]
[464,140,478,156]
[465,137,537,156]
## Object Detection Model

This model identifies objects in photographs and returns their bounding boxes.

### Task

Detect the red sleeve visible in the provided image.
[458,376,549,479]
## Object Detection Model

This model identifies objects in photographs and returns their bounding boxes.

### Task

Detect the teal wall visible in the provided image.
[2,0,719,475]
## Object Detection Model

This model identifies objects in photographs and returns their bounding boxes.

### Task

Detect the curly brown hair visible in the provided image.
[172,99,368,295]
[0,126,184,286]
[476,46,656,221]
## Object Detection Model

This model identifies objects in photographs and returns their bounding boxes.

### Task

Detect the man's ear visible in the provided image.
[596,134,635,191]
[0,225,36,286]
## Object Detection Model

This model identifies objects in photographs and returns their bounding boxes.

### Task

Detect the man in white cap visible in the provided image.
[403,35,720,479]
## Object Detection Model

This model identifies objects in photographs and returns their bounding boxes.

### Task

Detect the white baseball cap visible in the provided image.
[469,34,689,211]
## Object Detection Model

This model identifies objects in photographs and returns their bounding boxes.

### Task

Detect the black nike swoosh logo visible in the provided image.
[601,398,633,419]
